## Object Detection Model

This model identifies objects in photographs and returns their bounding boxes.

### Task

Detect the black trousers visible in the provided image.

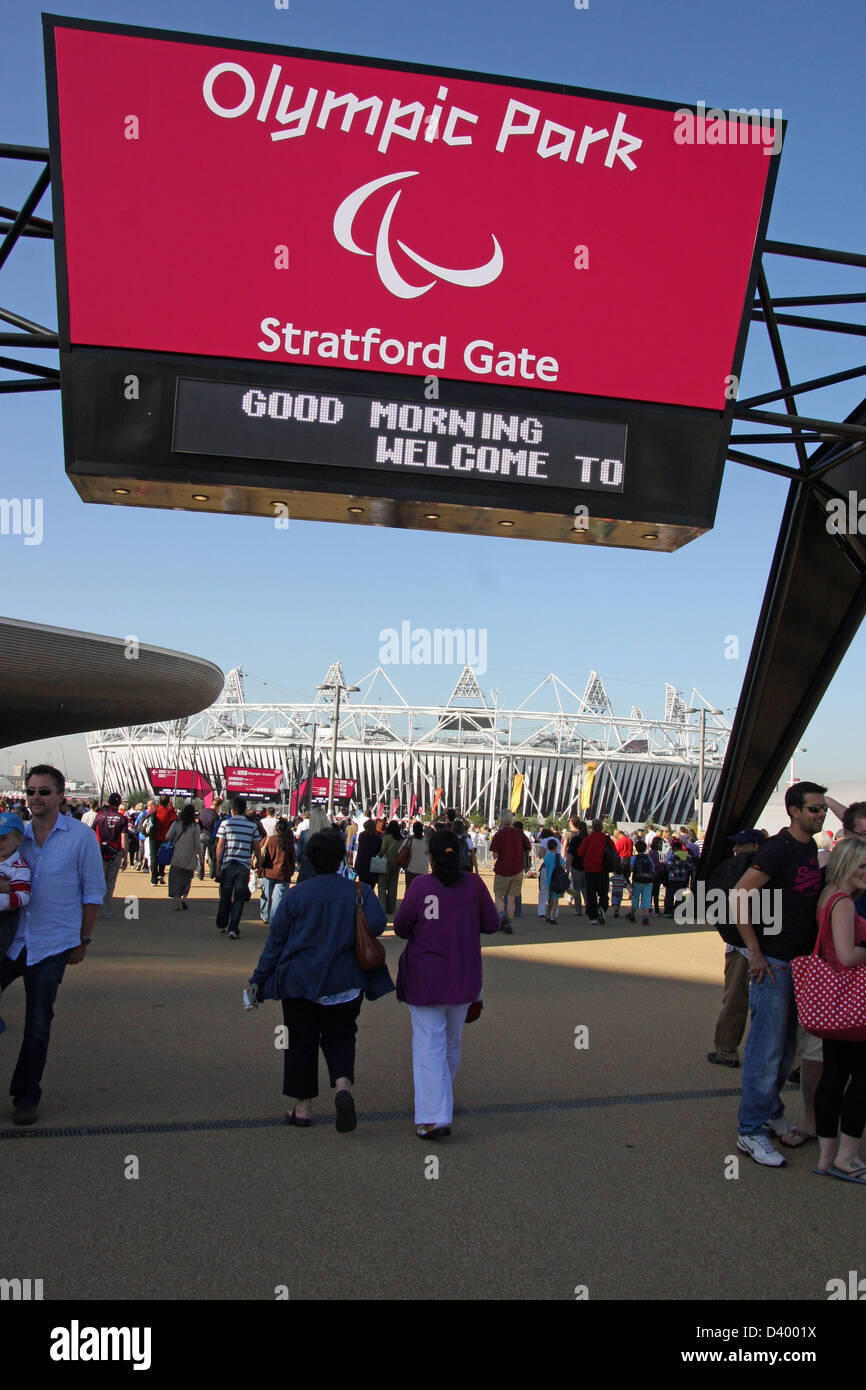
[281,995,362,1100]
[815,1037,866,1139]
[584,872,609,921]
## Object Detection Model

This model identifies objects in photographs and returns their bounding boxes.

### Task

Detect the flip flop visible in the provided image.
[774,1126,812,1148]
[827,1164,866,1184]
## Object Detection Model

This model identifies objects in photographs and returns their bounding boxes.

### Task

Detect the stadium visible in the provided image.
[86,663,729,826]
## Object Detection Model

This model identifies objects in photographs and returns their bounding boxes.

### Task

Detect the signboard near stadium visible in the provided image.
[224,765,284,799]
[44,16,781,550]
[148,768,213,803]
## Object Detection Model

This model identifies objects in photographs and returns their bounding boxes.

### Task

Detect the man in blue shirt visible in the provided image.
[0,764,105,1125]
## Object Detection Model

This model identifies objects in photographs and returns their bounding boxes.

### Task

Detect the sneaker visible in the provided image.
[642,917,649,925]
[500,921,513,935]
[597,909,606,924]
[228,931,240,939]
[736,1132,786,1167]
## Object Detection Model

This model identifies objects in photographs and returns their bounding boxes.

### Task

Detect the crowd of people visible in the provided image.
[1,772,865,1182]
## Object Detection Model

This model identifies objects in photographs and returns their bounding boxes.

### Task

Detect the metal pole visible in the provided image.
[698,709,706,831]
[305,722,317,815]
[327,687,342,819]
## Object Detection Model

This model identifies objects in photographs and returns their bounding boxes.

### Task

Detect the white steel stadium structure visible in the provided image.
[87,664,729,826]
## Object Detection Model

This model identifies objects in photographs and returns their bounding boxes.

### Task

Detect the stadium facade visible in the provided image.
[87,664,728,827]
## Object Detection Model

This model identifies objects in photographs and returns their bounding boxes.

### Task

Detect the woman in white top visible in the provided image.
[403,822,431,887]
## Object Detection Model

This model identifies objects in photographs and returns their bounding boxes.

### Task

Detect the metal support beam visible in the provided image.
[0,164,50,273]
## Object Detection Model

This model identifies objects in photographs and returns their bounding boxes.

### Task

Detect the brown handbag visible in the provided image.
[355,879,386,971]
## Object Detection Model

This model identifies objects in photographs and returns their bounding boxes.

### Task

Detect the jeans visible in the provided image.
[216,861,251,934]
[198,833,214,880]
[0,947,71,1109]
[149,835,161,885]
[260,878,273,923]
[737,955,798,1135]
[101,852,123,912]
[570,868,586,912]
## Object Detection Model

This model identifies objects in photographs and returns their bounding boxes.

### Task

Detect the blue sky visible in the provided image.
[0,0,863,784]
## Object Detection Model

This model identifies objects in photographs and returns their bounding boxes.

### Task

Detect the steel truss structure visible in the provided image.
[2,143,864,860]
[85,664,729,825]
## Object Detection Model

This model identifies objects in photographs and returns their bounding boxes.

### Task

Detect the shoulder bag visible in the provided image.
[355,879,386,972]
[792,891,866,1041]
[465,875,487,1023]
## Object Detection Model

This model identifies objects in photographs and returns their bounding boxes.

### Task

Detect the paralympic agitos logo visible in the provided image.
[201,60,643,300]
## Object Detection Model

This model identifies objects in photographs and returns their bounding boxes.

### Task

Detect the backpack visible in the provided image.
[632,853,654,884]
[142,813,157,836]
[550,857,569,895]
[706,850,758,948]
[96,811,125,861]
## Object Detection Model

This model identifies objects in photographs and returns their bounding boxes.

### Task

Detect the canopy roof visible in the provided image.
[0,617,224,747]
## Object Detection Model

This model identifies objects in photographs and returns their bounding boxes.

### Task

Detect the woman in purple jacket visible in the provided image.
[393,829,501,1139]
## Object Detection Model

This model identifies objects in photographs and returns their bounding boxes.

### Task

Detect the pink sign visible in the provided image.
[50,22,775,410]
[148,768,213,807]
[224,765,284,797]
[290,777,358,815]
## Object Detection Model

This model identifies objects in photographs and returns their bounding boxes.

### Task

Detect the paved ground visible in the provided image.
[1,868,860,1302]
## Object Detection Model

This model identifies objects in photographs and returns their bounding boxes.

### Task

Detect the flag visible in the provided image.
[510,773,524,813]
[579,762,597,814]
[431,787,444,818]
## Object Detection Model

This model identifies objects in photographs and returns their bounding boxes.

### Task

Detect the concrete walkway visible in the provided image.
[0,868,856,1301]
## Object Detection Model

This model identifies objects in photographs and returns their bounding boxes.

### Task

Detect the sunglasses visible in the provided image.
[804,804,828,813]
[26,787,58,797]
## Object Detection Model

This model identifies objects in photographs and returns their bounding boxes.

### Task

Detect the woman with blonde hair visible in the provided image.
[812,835,866,1182]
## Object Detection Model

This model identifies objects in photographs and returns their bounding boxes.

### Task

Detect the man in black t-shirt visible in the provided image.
[733,782,826,1166]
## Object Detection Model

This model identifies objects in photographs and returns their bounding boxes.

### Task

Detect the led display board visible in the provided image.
[44,16,781,550]
[224,766,284,798]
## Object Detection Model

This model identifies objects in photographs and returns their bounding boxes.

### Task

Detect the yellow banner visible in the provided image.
[579,762,597,813]
[510,773,524,814]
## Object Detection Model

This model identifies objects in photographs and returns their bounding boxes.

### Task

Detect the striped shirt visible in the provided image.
[0,850,31,913]
[216,815,263,867]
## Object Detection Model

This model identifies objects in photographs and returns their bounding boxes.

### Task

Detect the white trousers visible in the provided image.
[537,878,549,915]
[408,1003,469,1124]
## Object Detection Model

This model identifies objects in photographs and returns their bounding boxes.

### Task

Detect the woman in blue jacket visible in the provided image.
[249,829,393,1132]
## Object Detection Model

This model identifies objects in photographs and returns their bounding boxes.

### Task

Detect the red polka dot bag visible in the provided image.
[792,892,866,1042]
